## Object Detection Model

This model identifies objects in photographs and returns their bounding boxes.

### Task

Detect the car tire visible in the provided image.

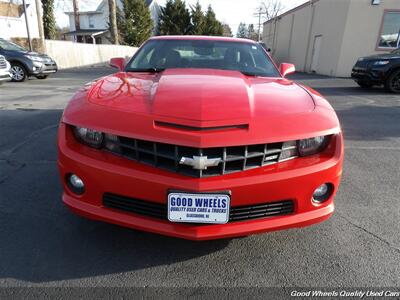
[357,81,373,88]
[10,63,27,82]
[36,75,48,80]
[384,69,400,94]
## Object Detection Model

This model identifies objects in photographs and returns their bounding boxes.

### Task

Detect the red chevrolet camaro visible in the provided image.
[58,36,343,240]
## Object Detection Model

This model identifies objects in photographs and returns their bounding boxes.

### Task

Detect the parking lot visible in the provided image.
[0,67,399,288]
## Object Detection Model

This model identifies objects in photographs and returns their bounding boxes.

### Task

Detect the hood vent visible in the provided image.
[155,121,249,132]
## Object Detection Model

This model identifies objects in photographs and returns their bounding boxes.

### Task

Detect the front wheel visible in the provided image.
[36,75,48,79]
[384,70,400,93]
[10,63,27,82]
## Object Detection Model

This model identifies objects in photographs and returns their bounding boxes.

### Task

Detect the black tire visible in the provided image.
[357,81,373,88]
[36,75,48,79]
[10,63,27,82]
[384,69,400,93]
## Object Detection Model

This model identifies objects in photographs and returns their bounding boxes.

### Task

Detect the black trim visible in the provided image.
[102,193,295,223]
[155,121,249,132]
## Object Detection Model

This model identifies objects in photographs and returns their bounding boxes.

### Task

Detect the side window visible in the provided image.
[378,11,400,49]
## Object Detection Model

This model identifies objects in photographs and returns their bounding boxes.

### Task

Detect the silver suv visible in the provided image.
[0,55,11,84]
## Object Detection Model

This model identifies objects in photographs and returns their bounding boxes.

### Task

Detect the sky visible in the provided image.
[54,0,309,35]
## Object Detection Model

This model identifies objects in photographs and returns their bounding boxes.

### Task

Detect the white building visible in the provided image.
[0,0,40,40]
[64,0,160,44]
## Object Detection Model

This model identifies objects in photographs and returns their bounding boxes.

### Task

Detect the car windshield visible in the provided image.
[0,39,26,51]
[126,39,280,77]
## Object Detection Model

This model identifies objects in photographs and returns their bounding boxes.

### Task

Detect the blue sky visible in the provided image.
[55,0,308,34]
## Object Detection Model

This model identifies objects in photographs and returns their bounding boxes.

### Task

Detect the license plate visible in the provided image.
[168,192,230,224]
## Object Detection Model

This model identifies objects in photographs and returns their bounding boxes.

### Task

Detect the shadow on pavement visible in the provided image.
[1,78,399,283]
[337,104,400,141]
[0,108,230,283]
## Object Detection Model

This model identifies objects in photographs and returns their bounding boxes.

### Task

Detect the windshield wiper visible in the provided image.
[239,71,259,77]
[129,67,165,73]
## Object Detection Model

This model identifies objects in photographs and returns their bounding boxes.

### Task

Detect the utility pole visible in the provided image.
[22,0,33,51]
[35,0,46,52]
[108,0,119,44]
[254,6,267,42]
[72,0,80,30]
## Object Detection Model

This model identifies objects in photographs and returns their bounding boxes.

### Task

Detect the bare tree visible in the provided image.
[108,0,119,44]
[261,0,284,21]
[254,0,284,41]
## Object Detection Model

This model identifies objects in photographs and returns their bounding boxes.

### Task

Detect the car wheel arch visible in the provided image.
[8,59,29,71]
[9,61,28,82]
[384,67,400,93]
[384,65,400,80]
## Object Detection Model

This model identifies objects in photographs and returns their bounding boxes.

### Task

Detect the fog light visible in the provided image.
[67,174,85,195]
[312,183,332,203]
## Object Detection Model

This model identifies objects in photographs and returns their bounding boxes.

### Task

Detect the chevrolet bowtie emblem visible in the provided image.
[179,156,222,170]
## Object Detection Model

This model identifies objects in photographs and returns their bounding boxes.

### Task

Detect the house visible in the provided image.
[0,0,40,40]
[64,0,160,44]
[262,0,400,77]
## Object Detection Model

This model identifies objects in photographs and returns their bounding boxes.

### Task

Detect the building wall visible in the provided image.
[263,0,398,77]
[0,0,39,39]
[45,40,137,69]
[336,0,397,77]
[67,13,107,32]
[263,0,350,76]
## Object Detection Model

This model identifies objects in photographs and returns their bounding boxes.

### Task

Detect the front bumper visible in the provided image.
[351,66,388,84]
[30,61,58,75]
[0,72,11,82]
[58,123,344,240]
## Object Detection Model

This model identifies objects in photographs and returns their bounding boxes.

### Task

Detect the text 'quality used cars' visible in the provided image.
[57,36,344,240]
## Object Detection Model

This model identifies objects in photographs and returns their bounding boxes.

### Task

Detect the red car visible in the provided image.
[58,36,343,240]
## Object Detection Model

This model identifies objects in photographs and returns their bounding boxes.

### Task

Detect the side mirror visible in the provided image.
[280,63,295,77]
[109,57,125,71]
[267,48,271,52]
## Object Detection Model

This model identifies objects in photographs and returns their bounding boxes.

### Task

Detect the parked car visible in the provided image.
[0,38,57,82]
[58,36,344,240]
[351,48,400,93]
[0,55,11,84]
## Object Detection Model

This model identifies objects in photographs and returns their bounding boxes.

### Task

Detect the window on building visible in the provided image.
[378,11,400,49]
[88,15,95,28]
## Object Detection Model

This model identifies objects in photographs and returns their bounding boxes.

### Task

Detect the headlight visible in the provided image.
[298,136,329,156]
[25,55,43,62]
[373,60,390,66]
[73,126,104,148]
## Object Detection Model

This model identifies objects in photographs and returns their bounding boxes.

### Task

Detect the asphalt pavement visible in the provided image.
[0,67,399,289]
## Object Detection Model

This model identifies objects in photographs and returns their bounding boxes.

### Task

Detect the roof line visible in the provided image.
[263,0,320,25]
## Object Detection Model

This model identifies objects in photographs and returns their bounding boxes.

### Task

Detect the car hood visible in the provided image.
[63,69,340,146]
[360,53,400,61]
[86,69,315,121]
[10,50,50,58]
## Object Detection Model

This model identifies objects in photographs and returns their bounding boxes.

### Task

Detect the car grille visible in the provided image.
[104,134,299,178]
[103,193,295,223]
[0,56,6,69]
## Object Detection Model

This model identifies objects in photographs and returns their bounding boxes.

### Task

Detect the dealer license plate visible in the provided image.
[168,192,230,224]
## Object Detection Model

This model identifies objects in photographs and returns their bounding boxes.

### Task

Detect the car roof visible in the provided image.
[149,35,257,44]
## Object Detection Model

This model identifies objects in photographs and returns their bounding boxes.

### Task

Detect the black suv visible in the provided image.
[0,38,57,82]
[351,48,400,93]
